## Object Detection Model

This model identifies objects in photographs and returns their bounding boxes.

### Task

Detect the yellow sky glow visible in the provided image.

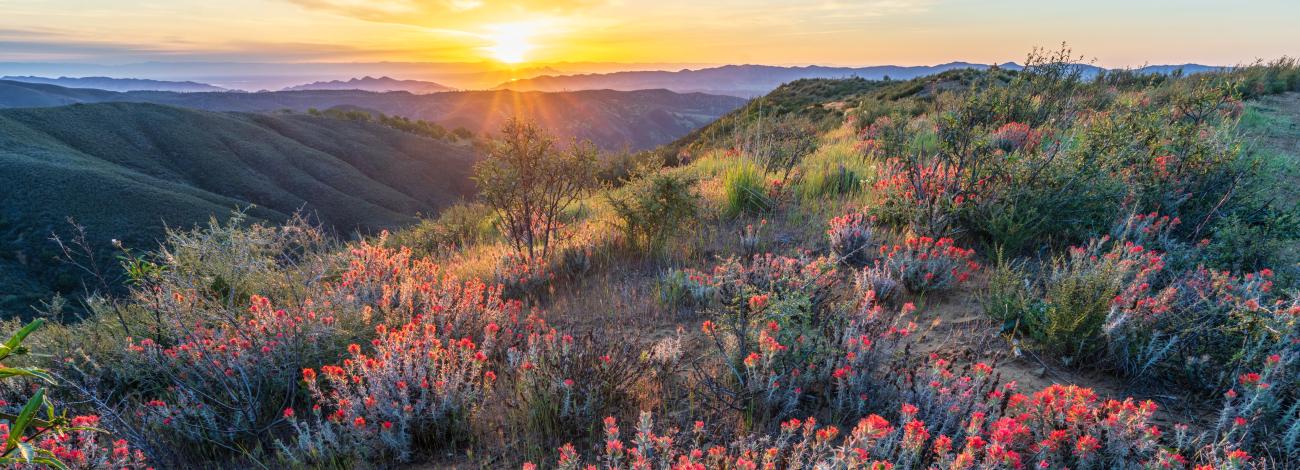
[0,0,1297,68]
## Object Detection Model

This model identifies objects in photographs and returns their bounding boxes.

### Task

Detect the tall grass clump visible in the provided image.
[721,160,772,218]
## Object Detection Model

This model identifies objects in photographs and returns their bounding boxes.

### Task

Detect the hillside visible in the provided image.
[495,62,1224,97]
[0,75,226,92]
[0,80,747,150]
[281,76,453,94]
[0,102,477,314]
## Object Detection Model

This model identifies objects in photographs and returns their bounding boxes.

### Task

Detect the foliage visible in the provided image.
[826,212,879,268]
[537,380,1255,470]
[386,202,497,257]
[605,171,699,257]
[879,236,979,294]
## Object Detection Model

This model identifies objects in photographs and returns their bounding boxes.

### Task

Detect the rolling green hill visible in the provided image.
[0,102,477,315]
[0,80,747,151]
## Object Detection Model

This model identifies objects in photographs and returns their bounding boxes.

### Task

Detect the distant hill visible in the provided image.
[0,102,477,313]
[494,62,1226,97]
[282,76,453,94]
[0,80,746,151]
[1,75,226,92]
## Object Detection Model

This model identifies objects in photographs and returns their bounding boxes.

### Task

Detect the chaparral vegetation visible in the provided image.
[3,49,1300,469]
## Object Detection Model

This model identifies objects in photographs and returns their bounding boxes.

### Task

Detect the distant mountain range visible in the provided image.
[495,62,1226,97]
[282,76,453,94]
[0,80,746,151]
[0,75,226,92]
[0,102,479,313]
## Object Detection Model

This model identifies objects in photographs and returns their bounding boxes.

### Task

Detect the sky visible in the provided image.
[2,0,1298,68]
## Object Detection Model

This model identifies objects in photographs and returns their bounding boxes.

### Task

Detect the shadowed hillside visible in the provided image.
[0,102,477,314]
[0,80,747,151]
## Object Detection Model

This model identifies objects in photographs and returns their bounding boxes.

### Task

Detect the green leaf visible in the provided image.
[16,441,34,462]
[0,366,53,383]
[30,456,71,470]
[0,319,44,362]
[6,388,45,452]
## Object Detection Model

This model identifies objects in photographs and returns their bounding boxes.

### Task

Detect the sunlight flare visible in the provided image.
[482,22,540,64]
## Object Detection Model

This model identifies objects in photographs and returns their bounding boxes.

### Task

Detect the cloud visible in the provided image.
[285,0,602,27]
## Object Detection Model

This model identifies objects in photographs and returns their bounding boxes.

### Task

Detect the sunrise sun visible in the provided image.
[483,24,537,64]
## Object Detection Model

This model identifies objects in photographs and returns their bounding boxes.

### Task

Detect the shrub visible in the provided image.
[854,262,900,305]
[738,219,767,258]
[280,319,498,465]
[502,329,644,462]
[1,320,148,469]
[386,202,496,257]
[988,121,1041,153]
[474,118,598,260]
[880,236,979,294]
[6,416,150,470]
[826,212,879,268]
[994,235,1167,363]
[656,268,712,312]
[495,252,554,300]
[605,172,699,257]
[676,253,840,315]
[684,254,922,428]
[756,116,820,183]
[123,294,345,459]
[722,161,773,217]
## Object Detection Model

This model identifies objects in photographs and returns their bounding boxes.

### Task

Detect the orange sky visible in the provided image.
[1,0,1297,67]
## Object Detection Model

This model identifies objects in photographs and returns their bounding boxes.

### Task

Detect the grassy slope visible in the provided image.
[0,102,477,316]
[1242,92,1300,271]
[434,74,1294,435]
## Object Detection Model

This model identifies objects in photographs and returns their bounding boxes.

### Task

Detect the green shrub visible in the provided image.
[606,172,699,257]
[387,202,496,257]
[721,161,772,218]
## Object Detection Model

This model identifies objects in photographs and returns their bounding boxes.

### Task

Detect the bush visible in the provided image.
[606,172,699,257]
[495,252,554,300]
[755,115,820,183]
[880,236,979,294]
[123,294,345,457]
[281,319,498,465]
[502,330,645,462]
[0,320,150,469]
[386,202,496,257]
[827,212,879,268]
[6,416,150,469]
[992,234,1167,363]
[722,161,773,218]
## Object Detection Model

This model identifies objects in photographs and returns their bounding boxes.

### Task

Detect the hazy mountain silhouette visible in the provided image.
[494,62,1225,97]
[282,76,453,94]
[1,75,226,92]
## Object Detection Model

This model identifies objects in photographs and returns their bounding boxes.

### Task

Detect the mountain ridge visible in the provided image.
[281,76,453,94]
[0,80,746,151]
[0,75,226,92]
[495,62,1226,97]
